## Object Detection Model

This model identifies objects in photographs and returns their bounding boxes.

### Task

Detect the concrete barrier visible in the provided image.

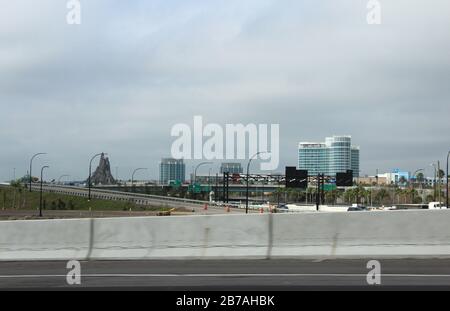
[271,210,450,258]
[0,218,92,261]
[88,215,269,260]
[1,210,450,261]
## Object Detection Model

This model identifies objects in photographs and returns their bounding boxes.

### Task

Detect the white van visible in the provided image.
[428,202,447,209]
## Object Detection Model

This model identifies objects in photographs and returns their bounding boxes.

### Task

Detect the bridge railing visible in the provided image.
[26,183,241,209]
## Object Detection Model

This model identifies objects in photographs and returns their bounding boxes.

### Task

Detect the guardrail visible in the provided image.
[22,183,237,209]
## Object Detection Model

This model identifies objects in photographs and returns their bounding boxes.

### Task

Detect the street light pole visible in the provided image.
[58,175,70,184]
[412,169,424,204]
[193,162,213,199]
[431,163,437,202]
[447,151,450,208]
[246,152,266,214]
[438,161,442,206]
[39,166,49,217]
[29,153,46,192]
[88,153,104,201]
[208,168,212,190]
[131,168,148,188]
[194,162,213,184]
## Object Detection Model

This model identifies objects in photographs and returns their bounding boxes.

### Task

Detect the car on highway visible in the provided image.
[347,206,367,212]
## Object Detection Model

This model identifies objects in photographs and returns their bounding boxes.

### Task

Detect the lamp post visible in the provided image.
[412,169,424,204]
[194,162,213,184]
[131,168,148,188]
[39,166,49,217]
[447,151,450,209]
[193,162,213,199]
[208,168,212,190]
[438,161,442,207]
[246,152,267,214]
[431,163,437,202]
[29,153,46,192]
[88,153,105,201]
[58,175,70,184]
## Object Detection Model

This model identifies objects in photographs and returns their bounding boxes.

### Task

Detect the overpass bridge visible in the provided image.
[96,183,285,193]
[1,183,250,215]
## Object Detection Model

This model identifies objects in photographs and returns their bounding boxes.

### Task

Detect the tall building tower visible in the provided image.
[298,136,360,177]
[351,146,360,178]
[159,158,186,185]
[298,143,329,176]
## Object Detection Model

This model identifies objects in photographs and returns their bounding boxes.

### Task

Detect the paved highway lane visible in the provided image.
[2,259,450,289]
[25,184,249,215]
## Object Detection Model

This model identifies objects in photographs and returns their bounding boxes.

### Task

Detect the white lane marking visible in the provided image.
[2,273,450,278]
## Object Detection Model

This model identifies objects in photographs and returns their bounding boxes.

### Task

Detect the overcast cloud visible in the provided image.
[1,0,449,181]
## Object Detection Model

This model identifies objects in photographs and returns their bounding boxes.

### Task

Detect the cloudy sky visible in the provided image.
[1,0,449,181]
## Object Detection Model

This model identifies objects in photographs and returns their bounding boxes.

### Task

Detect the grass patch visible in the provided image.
[0,185,171,212]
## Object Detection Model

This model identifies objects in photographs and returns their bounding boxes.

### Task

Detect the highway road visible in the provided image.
[24,184,249,215]
[2,259,450,289]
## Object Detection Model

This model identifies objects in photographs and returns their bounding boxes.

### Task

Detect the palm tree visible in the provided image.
[10,180,24,209]
[408,188,419,203]
[399,176,407,185]
[416,172,425,183]
[395,187,403,204]
[375,189,390,205]
[344,188,355,204]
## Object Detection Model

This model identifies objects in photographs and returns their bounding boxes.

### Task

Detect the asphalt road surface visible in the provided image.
[26,184,248,215]
[2,259,450,290]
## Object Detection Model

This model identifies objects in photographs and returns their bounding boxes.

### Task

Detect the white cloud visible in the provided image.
[1,0,450,180]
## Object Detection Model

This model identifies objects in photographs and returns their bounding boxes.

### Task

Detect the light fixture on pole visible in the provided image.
[29,153,47,192]
[58,175,70,184]
[447,151,450,209]
[88,153,107,201]
[39,166,49,217]
[430,163,437,202]
[194,162,213,184]
[131,168,148,187]
[246,152,267,214]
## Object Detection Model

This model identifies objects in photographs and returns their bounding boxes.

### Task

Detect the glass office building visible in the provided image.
[159,158,186,185]
[298,136,360,177]
[351,147,360,178]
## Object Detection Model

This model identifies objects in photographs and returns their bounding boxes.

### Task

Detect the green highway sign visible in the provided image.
[322,184,337,191]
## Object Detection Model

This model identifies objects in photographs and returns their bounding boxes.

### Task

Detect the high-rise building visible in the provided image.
[351,147,360,178]
[159,158,186,185]
[298,136,360,177]
[220,162,243,175]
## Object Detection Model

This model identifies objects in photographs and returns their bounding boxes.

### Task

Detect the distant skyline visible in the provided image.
[1,0,450,181]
